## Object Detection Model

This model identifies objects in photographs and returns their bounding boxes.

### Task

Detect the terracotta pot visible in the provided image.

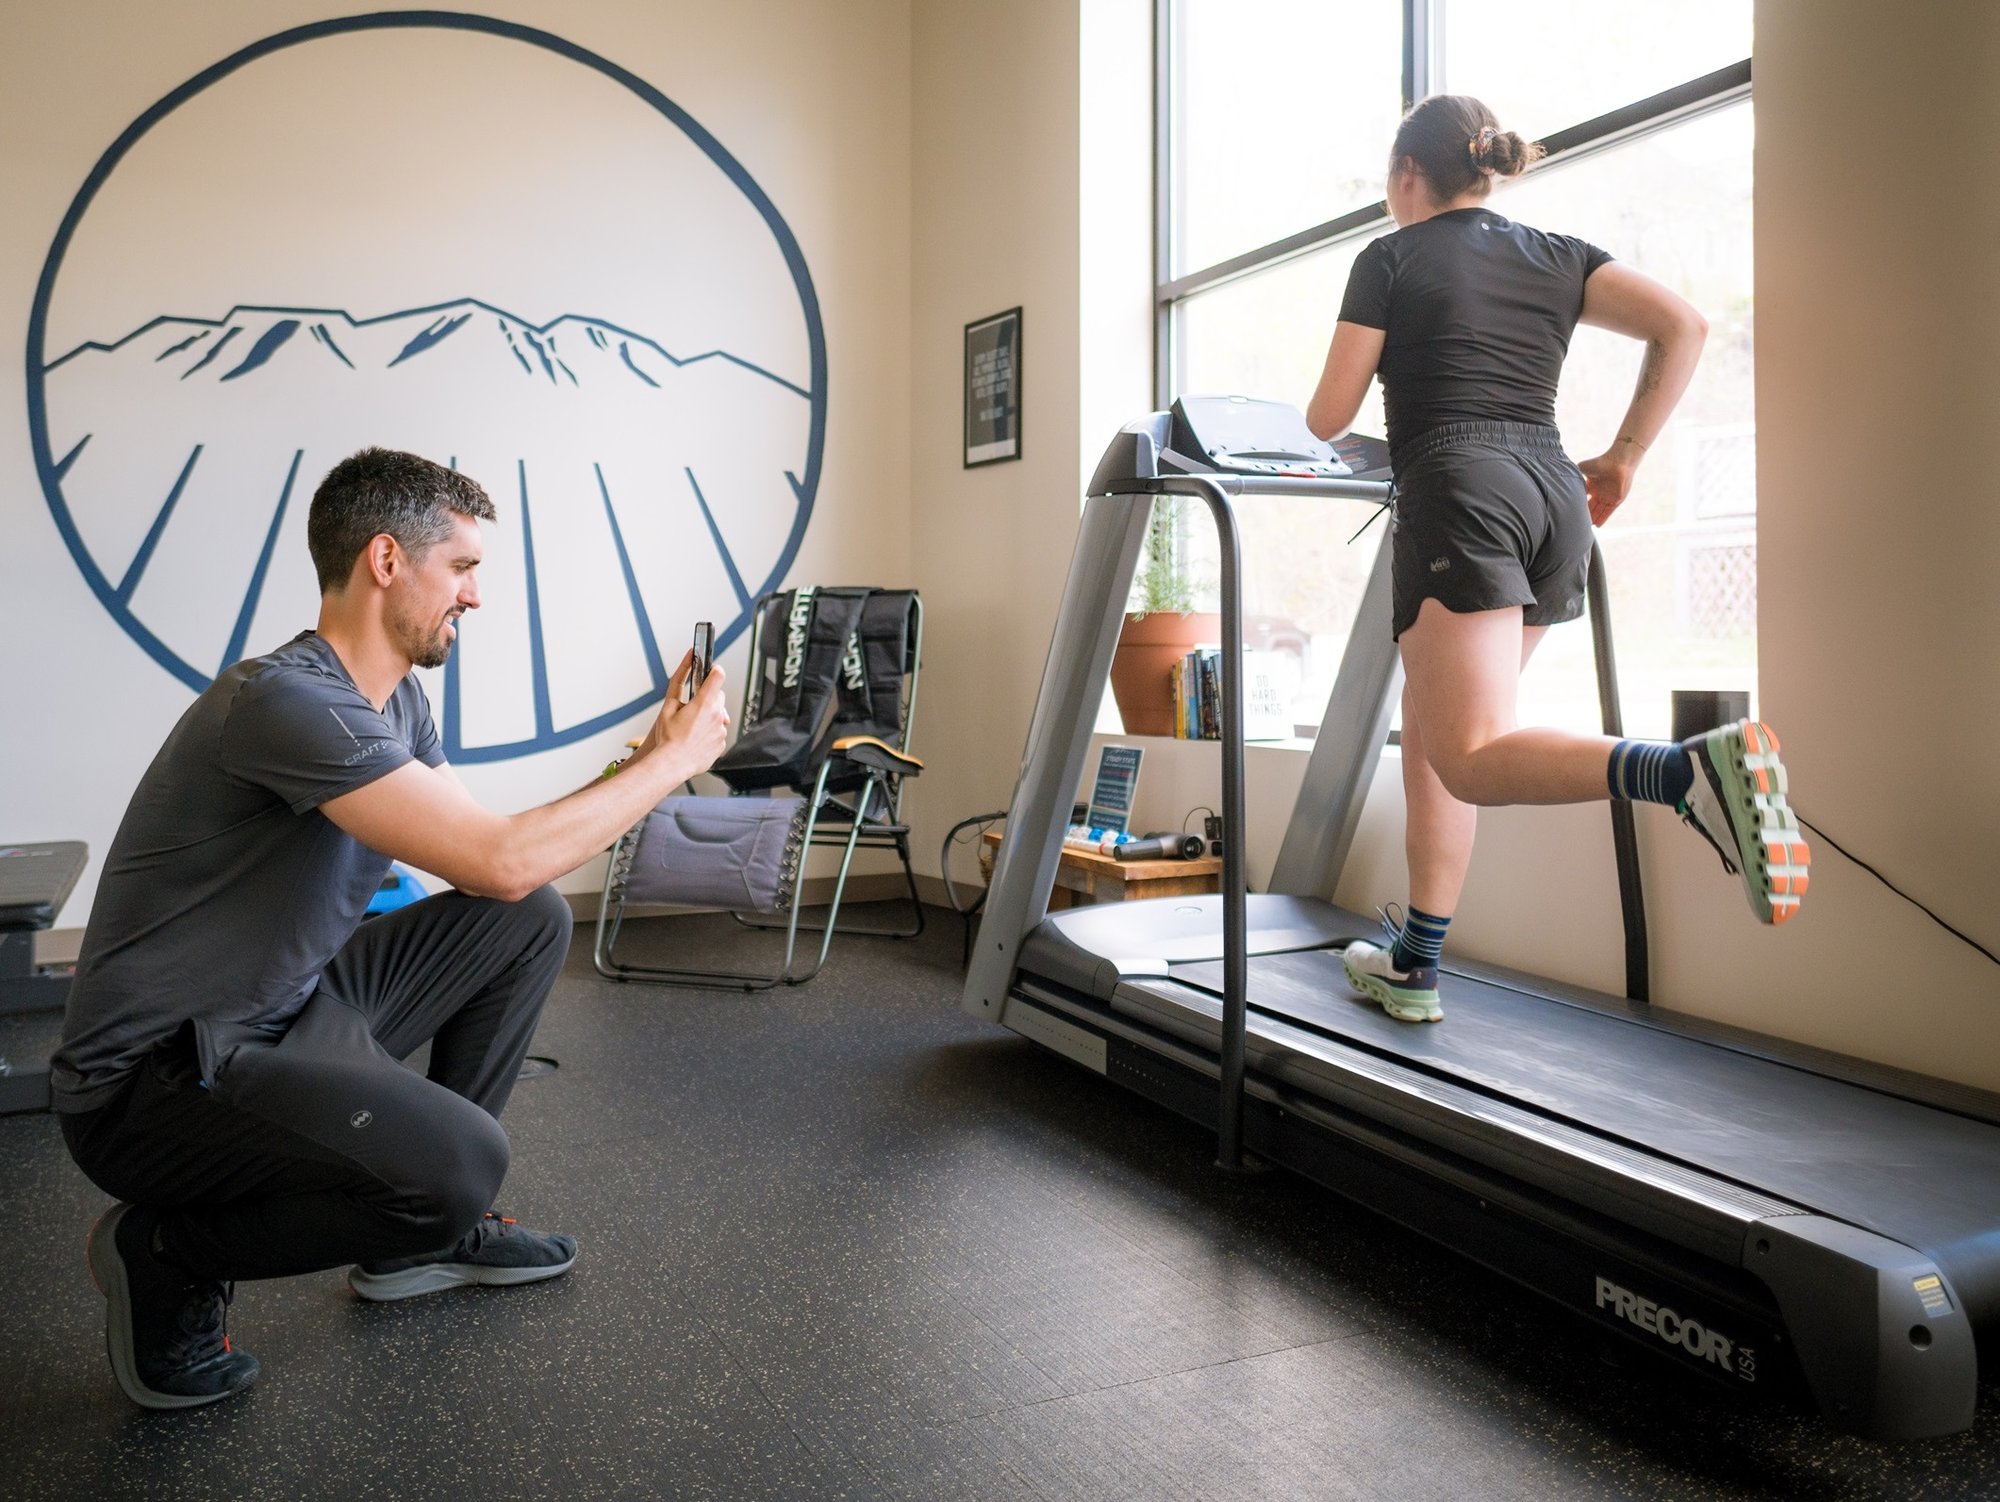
[1109,612,1220,736]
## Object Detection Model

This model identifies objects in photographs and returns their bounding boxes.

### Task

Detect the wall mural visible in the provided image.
[26,12,826,762]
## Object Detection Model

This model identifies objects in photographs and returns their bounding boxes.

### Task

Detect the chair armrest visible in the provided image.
[830,736,924,776]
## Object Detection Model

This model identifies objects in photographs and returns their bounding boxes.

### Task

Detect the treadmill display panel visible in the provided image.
[1170,394,1353,478]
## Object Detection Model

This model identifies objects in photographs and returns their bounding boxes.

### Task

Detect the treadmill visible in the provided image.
[964,395,2000,1441]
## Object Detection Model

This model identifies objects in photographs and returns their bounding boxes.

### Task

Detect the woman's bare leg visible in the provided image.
[1394,599,1806,928]
[1399,684,1477,916]
[1397,599,1615,807]
[1400,620,1552,915]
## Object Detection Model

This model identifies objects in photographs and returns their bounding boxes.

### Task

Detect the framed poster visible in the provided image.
[963,306,1022,467]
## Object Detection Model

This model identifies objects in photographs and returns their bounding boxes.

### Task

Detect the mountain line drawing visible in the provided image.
[45,297,811,399]
[39,296,819,762]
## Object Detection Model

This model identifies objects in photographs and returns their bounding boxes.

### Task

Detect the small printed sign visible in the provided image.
[963,307,1022,467]
[1086,744,1143,836]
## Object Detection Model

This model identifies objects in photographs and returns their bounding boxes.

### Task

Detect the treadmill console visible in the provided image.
[1170,395,1352,479]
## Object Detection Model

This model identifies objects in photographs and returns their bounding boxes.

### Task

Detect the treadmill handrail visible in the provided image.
[1096,472,1391,503]
[1140,474,1252,1173]
[1587,538,1651,1002]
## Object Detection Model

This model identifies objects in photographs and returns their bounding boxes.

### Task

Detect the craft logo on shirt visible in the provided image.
[328,708,388,766]
[27,13,826,765]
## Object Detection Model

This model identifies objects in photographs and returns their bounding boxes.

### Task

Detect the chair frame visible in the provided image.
[728,591,925,944]
[591,590,923,991]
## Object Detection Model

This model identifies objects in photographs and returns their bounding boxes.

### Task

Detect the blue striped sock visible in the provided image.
[1607,739,1695,807]
[1391,906,1451,972]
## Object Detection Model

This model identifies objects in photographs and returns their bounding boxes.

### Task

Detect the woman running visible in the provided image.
[1305,94,1808,1025]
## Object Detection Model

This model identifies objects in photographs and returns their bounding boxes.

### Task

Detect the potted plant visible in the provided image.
[1109,497,1219,735]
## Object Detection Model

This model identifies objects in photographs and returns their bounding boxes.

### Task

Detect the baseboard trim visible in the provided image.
[37,876,990,960]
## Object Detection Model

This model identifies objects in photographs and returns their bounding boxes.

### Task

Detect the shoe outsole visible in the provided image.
[1341,949,1444,1024]
[86,1205,253,1411]
[346,1249,578,1303]
[1696,720,1810,926]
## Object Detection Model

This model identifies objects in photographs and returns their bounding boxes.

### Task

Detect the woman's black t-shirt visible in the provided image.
[1337,206,1613,465]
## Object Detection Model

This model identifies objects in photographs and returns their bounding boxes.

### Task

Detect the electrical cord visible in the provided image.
[1182,805,1216,836]
[1795,811,1999,969]
[940,810,1008,918]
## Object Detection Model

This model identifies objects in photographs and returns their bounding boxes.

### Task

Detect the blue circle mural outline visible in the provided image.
[26,8,827,763]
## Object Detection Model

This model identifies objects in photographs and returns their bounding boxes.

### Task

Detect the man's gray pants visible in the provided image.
[60,887,573,1282]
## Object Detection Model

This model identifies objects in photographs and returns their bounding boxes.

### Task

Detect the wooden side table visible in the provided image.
[980,829,1220,909]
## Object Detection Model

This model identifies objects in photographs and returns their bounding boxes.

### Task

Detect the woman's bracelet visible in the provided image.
[1614,434,1648,453]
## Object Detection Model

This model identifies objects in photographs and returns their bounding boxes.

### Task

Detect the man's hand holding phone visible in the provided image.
[681,620,715,703]
[635,628,729,781]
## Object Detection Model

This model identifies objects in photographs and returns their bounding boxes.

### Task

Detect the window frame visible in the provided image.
[1151,5,1755,742]
[1151,2,1752,410]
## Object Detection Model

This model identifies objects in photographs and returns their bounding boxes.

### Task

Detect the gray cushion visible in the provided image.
[615,796,807,914]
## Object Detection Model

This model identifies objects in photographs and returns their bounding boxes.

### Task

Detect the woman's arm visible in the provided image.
[1305,322,1386,441]
[1575,262,1708,525]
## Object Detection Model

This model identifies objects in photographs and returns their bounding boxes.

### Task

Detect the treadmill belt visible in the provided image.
[1172,948,2000,1319]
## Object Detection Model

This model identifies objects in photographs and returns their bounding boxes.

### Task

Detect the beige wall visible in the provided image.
[906,0,2000,1090]
[907,0,1086,901]
[1726,0,2000,1079]
[0,0,913,913]
[12,1,1998,1087]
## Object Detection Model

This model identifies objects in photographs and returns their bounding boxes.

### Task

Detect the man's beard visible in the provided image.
[390,599,456,669]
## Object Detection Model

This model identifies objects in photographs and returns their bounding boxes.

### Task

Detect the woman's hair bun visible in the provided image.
[1397,95,1544,200]
[1482,129,1543,177]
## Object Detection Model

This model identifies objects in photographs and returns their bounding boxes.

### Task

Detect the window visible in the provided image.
[1158,1,1754,737]
[1171,1,1403,274]
[1440,0,1752,144]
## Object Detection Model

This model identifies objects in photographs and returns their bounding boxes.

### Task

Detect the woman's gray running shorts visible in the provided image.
[1388,421,1593,641]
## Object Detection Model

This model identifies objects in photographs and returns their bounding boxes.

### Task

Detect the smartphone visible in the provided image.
[683,620,715,702]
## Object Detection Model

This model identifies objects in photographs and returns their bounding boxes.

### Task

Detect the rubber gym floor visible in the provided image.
[4,902,1999,1501]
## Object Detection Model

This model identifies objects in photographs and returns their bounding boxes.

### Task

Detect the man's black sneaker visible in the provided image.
[86,1204,259,1410]
[347,1211,577,1302]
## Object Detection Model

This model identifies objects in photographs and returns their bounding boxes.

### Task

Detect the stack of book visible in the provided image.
[1169,648,1292,741]
[1171,647,1221,740]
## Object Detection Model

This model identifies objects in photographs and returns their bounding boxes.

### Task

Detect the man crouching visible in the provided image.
[52,447,728,1407]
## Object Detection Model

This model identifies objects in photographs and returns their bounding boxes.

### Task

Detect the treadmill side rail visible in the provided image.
[963,489,1152,1023]
[1267,534,1400,900]
[1745,1216,1976,1440]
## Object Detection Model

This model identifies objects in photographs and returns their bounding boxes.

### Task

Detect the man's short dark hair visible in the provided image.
[307,448,498,592]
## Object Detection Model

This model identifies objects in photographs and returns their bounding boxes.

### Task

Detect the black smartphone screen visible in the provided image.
[688,620,715,699]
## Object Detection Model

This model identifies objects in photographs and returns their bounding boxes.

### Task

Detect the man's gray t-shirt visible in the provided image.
[51,632,444,1112]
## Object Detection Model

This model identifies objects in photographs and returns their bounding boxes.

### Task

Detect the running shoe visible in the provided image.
[86,1204,259,1409]
[1679,719,1810,925]
[347,1212,577,1302]
[1341,939,1444,1024]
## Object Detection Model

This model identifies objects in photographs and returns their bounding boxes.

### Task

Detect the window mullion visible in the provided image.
[1152,0,1174,409]
[1404,0,1440,109]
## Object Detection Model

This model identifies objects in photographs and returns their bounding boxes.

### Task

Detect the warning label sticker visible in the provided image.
[1914,1274,1953,1317]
